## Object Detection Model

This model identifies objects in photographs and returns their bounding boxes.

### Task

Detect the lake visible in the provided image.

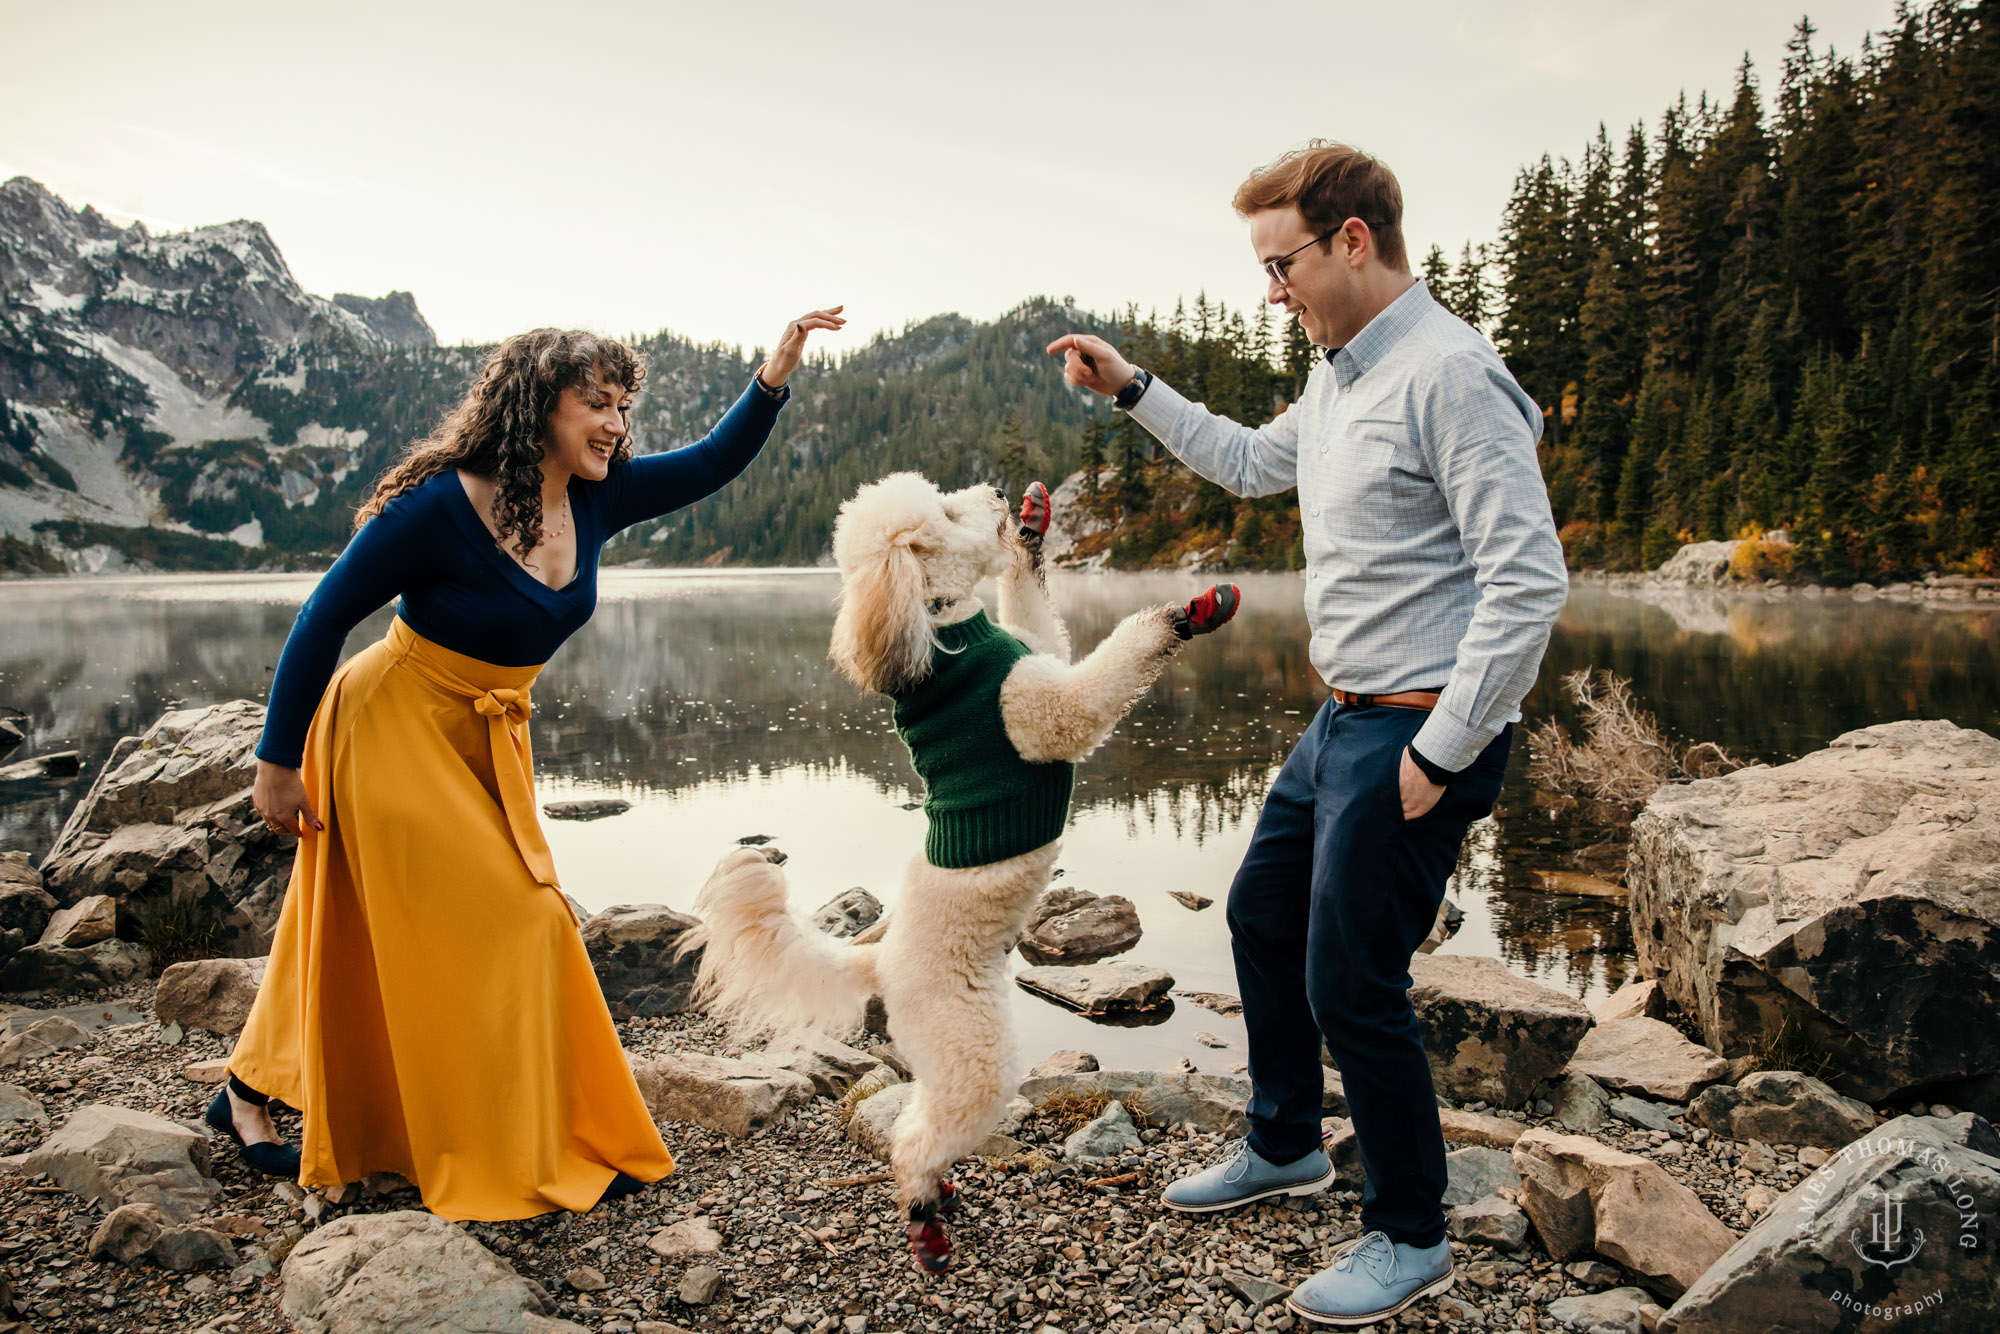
[3,570,1998,1073]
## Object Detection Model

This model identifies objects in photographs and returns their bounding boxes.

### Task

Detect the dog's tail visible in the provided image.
[676,846,879,1038]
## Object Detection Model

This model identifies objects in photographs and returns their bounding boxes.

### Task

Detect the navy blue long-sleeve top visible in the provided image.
[255,377,788,767]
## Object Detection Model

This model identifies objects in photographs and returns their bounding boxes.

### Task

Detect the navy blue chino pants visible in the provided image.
[1226,697,1511,1248]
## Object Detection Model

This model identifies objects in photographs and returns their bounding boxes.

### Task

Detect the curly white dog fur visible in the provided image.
[683,472,1201,1257]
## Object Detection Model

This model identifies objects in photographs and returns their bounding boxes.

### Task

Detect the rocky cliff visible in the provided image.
[0,175,444,572]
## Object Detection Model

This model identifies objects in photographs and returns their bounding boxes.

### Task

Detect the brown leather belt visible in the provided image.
[1331,687,1442,711]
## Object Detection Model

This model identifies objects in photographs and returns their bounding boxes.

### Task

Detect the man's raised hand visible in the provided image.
[1046,333,1137,398]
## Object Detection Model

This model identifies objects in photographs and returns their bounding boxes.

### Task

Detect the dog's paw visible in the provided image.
[1018,481,1051,538]
[1172,584,1241,640]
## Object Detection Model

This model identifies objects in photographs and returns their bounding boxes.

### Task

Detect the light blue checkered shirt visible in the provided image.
[1129,279,1568,773]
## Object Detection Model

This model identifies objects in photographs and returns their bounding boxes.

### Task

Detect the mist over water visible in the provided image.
[4,571,1997,1071]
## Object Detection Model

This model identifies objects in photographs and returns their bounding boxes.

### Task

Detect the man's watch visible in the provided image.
[1113,367,1153,411]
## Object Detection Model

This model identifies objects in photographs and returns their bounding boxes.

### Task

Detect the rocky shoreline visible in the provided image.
[9,968,1993,1334]
[2,708,1998,1333]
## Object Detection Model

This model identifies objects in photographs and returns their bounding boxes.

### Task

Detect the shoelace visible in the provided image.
[1217,1138,1253,1182]
[1332,1230,1399,1283]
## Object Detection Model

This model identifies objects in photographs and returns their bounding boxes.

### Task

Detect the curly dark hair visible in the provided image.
[358,329,648,557]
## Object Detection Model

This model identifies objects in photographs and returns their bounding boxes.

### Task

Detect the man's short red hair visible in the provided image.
[1234,140,1409,273]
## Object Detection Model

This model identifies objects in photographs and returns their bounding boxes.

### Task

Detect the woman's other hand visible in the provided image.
[253,759,322,837]
[759,306,846,388]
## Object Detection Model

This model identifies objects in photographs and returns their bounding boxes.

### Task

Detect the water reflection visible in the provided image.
[3,572,1997,1070]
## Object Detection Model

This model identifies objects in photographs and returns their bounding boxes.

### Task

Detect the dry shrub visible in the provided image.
[1728,527,1796,582]
[1032,1087,1110,1138]
[1528,669,1744,809]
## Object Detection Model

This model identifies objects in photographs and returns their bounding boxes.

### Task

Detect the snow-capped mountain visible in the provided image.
[0,175,439,571]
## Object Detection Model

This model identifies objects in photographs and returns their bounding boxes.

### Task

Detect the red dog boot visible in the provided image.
[936,1179,963,1215]
[1018,481,1051,538]
[1172,584,1241,639]
[908,1199,953,1274]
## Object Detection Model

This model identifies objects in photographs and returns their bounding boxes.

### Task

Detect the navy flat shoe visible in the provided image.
[596,1171,648,1207]
[205,1088,303,1180]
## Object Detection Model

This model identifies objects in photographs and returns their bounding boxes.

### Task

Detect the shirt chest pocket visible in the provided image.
[1320,418,1428,539]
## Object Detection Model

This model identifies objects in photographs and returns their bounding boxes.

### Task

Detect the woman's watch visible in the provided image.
[1113,367,1153,411]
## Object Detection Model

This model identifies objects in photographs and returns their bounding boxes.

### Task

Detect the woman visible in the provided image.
[218,307,843,1221]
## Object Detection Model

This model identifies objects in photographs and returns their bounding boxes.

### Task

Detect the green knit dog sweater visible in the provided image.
[890,612,1076,869]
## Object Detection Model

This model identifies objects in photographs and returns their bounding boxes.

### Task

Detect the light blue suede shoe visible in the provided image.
[1161,1139,1334,1213]
[1286,1230,1455,1326]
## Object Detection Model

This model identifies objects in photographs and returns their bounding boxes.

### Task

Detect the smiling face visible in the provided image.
[540,369,634,482]
[1250,205,1367,350]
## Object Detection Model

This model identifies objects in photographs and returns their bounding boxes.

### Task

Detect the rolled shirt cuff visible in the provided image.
[1406,742,1458,787]
[1410,706,1496,777]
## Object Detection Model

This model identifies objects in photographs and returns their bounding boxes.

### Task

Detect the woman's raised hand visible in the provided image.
[760,306,846,389]
[253,758,322,838]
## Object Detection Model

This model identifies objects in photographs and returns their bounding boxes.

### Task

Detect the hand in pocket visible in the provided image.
[1398,746,1445,821]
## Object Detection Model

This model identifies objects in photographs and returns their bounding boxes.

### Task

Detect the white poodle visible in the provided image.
[682,472,1237,1274]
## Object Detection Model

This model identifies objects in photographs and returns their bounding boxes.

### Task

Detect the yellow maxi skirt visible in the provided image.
[229,617,674,1220]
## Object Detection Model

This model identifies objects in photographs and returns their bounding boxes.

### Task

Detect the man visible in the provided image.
[1048,141,1566,1326]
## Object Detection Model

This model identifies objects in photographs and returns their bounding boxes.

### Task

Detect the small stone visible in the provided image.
[1167,891,1212,911]
[1016,962,1174,1015]
[1447,1194,1528,1250]
[647,1216,723,1258]
[565,1264,610,1291]
[1798,1145,1830,1168]
[1029,1050,1099,1077]
[148,1225,236,1271]
[679,1263,724,1305]
[542,798,631,821]
[1062,1100,1141,1162]
[1194,1031,1228,1048]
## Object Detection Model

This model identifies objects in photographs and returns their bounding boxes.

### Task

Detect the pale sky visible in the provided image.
[2,0,1903,354]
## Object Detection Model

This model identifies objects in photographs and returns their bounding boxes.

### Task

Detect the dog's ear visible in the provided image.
[831,528,934,695]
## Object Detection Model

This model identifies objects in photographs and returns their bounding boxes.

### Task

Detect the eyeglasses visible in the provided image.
[1264,230,1336,287]
[1256,220,1384,288]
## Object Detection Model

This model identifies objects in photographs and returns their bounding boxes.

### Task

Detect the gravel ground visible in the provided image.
[1,980,1846,1334]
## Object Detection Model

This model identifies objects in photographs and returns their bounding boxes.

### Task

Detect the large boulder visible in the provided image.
[88,1202,237,1271]
[38,701,291,956]
[1017,886,1143,965]
[579,903,702,1019]
[39,894,118,948]
[1511,1127,1736,1299]
[1565,1017,1731,1102]
[282,1209,586,1333]
[152,956,268,1035]
[1663,1113,2000,1333]
[0,939,150,995]
[1651,540,1740,586]
[1019,1069,1252,1137]
[757,1029,884,1098]
[1686,1070,1877,1150]
[23,1104,221,1221]
[0,852,56,962]
[1628,720,2000,1111]
[1406,954,1594,1108]
[0,1083,47,1129]
[629,1050,813,1138]
[0,1014,91,1068]
[1016,962,1173,1015]
[844,1081,914,1160]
